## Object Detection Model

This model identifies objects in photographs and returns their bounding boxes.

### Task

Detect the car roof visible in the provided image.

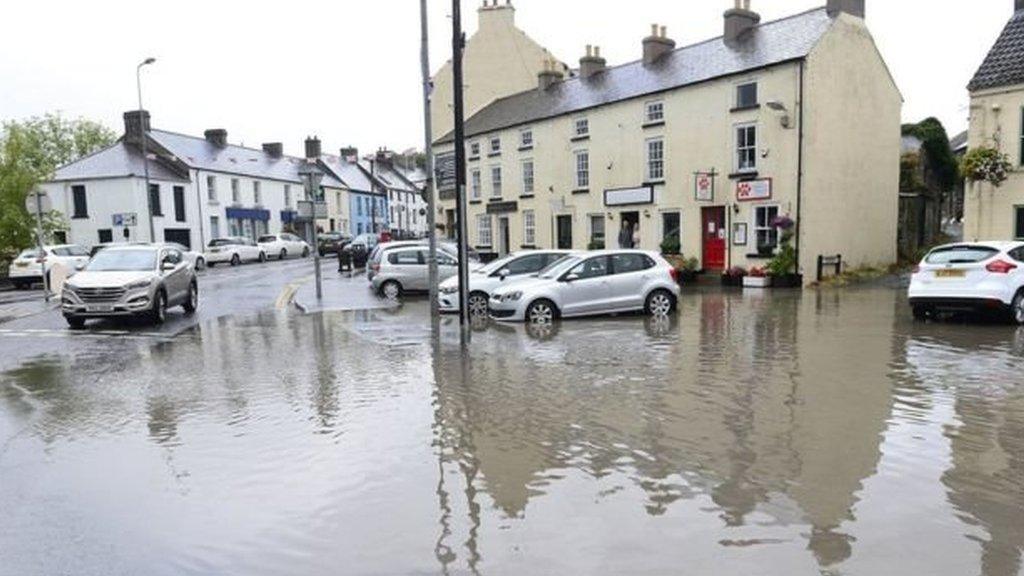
[931,241,1023,251]
[99,245,159,252]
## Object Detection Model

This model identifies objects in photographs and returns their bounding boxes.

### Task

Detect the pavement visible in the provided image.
[292,266,397,314]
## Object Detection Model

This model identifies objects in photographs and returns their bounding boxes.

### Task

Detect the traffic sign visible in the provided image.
[25,190,52,214]
[113,213,138,227]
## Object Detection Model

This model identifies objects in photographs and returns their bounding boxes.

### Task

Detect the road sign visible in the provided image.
[25,190,52,214]
[296,201,328,220]
[112,213,138,227]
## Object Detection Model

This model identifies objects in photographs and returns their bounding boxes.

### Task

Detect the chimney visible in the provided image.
[204,129,228,148]
[579,45,607,79]
[304,136,321,160]
[724,0,761,45]
[122,110,151,144]
[643,24,676,65]
[340,146,359,161]
[537,59,564,92]
[478,0,515,31]
[262,142,283,158]
[826,0,865,18]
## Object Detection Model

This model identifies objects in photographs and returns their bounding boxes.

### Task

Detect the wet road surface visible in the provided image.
[1,286,1023,575]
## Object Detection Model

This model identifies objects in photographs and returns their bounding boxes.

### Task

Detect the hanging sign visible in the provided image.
[736,178,772,202]
[694,171,715,202]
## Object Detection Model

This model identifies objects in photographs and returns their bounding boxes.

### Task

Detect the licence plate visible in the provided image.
[211,248,221,253]
[935,269,966,279]
[15,262,28,267]
[87,305,114,313]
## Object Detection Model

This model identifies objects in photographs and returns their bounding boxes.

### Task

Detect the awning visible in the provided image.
[226,208,270,222]
[280,210,297,224]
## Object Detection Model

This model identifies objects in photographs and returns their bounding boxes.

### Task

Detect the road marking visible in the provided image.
[0,328,173,340]
[275,275,313,310]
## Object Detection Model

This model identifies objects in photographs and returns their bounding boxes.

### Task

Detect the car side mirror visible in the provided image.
[563,273,580,283]
[499,268,511,280]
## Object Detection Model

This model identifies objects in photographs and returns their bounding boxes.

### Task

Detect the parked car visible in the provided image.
[438,250,577,315]
[366,240,460,281]
[204,237,266,267]
[909,241,1024,323]
[488,250,681,323]
[371,246,464,299]
[7,244,91,289]
[317,232,351,257]
[61,245,197,328]
[342,233,380,268]
[258,233,310,260]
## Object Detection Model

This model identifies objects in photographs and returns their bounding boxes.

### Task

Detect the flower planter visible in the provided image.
[743,276,771,288]
[678,270,699,284]
[721,274,745,287]
[770,274,804,289]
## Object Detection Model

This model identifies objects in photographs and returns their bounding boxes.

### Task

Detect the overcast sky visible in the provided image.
[0,0,1014,157]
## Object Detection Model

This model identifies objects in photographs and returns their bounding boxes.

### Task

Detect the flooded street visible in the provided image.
[1,287,1023,575]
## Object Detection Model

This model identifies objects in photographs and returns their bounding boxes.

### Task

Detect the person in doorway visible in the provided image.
[618,221,633,249]
[632,222,640,249]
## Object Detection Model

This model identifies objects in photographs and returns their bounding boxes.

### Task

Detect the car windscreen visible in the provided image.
[86,250,157,272]
[18,249,41,259]
[257,236,276,243]
[925,246,999,265]
[208,239,234,247]
[538,256,581,279]
[477,254,516,275]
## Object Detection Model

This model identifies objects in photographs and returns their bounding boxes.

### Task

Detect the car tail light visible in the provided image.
[986,259,1017,274]
[371,262,381,272]
[669,267,680,284]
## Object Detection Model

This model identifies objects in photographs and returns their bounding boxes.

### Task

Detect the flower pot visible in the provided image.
[743,276,772,288]
[770,274,804,288]
[678,270,699,284]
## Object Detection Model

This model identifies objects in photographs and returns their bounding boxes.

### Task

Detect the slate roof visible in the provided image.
[949,130,968,153]
[364,161,417,193]
[437,7,835,143]
[51,142,188,182]
[969,9,1024,92]
[319,154,375,193]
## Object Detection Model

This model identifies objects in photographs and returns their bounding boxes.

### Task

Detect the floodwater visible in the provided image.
[1,287,1023,576]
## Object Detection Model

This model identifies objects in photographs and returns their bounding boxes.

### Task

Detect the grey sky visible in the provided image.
[0,1,1013,158]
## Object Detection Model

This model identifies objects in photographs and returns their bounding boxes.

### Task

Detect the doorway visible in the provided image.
[498,216,510,256]
[620,211,640,248]
[556,215,573,249]
[701,206,727,271]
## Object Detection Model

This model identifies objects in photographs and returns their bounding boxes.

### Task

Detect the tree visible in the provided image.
[0,113,115,264]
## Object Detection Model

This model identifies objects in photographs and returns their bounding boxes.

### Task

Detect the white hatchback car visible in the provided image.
[909,241,1024,323]
[204,237,267,267]
[258,233,310,260]
[439,250,577,316]
[7,244,91,289]
[489,250,681,323]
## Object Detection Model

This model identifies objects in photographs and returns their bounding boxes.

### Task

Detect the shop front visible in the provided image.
[226,207,270,241]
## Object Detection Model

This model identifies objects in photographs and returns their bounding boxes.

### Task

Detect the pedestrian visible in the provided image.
[632,222,640,249]
[618,221,633,249]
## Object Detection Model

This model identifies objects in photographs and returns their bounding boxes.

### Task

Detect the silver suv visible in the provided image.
[61,245,198,328]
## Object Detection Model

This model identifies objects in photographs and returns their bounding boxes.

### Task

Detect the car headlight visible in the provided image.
[440,285,458,294]
[501,291,523,302]
[126,279,153,290]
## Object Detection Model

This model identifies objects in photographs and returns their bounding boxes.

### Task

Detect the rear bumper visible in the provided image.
[908,296,1011,313]
[8,267,43,279]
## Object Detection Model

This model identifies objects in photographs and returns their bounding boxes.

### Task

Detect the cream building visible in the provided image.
[433,0,901,283]
[430,0,568,142]
[963,0,1024,241]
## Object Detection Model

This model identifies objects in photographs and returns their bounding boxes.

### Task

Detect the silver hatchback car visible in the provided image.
[371,246,462,298]
[61,245,198,328]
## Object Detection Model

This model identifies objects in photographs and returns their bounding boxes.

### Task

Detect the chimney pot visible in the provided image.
[122,110,151,144]
[262,142,283,158]
[340,146,359,161]
[826,0,865,18]
[304,137,321,160]
[579,44,608,79]
[643,24,676,65]
[723,1,761,45]
[537,58,564,91]
[204,129,228,148]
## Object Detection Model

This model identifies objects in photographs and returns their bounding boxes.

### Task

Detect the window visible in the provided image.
[253,181,262,205]
[206,176,217,201]
[736,82,758,109]
[611,253,655,274]
[471,169,481,199]
[574,117,589,138]
[149,183,162,216]
[210,216,220,239]
[1016,206,1024,239]
[589,215,606,249]
[231,178,240,203]
[389,250,423,265]
[491,166,502,198]
[1020,107,1024,166]
[477,214,493,246]
[173,186,186,222]
[285,185,292,208]
[504,253,548,275]
[71,185,88,218]
[523,210,536,245]
[574,150,590,189]
[489,137,501,154]
[520,129,533,148]
[645,101,664,124]
[736,124,757,171]
[568,256,608,280]
[662,212,681,244]
[646,138,664,181]
[754,205,780,250]
[469,141,480,158]
[522,160,534,194]
[335,192,341,213]
[98,229,113,243]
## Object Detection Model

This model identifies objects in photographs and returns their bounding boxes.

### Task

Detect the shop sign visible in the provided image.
[604,185,654,207]
[736,178,772,202]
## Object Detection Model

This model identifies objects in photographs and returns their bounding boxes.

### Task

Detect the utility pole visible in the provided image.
[301,137,325,300]
[137,57,156,242]
[420,0,439,316]
[452,0,471,334]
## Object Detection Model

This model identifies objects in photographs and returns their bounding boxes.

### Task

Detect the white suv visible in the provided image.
[909,241,1024,323]
[489,250,681,323]
[7,244,91,289]
[258,233,310,260]
[439,250,576,316]
[204,237,267,267]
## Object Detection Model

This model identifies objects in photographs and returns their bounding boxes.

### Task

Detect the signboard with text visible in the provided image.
[694,172,715,202]
[112,213,137,227]
[736,178,772,202]
[435,153,456,192]
[604,185,654,207]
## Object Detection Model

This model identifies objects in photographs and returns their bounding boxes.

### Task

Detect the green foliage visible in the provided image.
[587,240,605,250]
[681,256,699,272]
[0,113,116,265]
[899,153,925,193]
[960,146,1013,187]
[901,118,959,191]
[767,229,797,277]
[659,235,681,255]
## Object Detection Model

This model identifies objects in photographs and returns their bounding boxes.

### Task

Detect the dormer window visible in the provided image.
[574,117,589,138]
[736,82,758,109]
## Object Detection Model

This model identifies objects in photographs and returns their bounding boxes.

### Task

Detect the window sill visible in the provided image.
[570,135,590,143]
[519,194,535,199]
[642,120,666,129]
[520,244,537,249]
[475,245,493,251]
[72,215,89,220]
[730,104,761,113]
[469,200,483,205]
[572,188,590,195]
[487,152,502,158]
[729,170,759,180]
[468,156,480,162]
[643,180,665,187]
[745,253,774,260]
[488,197,504,203]
[518,145,534,152]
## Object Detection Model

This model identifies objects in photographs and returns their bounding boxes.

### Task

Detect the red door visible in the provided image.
[701,207,727,271]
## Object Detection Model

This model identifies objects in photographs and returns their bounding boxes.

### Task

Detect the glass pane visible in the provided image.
[925,246,999,264]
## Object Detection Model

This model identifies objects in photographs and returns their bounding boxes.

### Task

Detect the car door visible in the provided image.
[436,251,459,284]
[608,253,656,310]
[558,255,611,316]
[161,248,189,303]
[246,238,261,261]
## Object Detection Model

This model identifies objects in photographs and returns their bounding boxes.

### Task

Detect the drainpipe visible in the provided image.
[795,60,805,276]
[194,170,206,250]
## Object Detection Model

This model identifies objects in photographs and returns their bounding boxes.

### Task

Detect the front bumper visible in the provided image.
[488,295,528,322]
[61,287,154,318]
[438,291,460,313]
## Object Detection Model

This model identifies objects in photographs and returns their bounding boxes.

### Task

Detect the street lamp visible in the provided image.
[300,137,325,300]
[137,57,156,242]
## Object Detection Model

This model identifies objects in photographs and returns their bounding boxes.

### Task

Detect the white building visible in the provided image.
[363,150,428,238]
[43,110,347,250]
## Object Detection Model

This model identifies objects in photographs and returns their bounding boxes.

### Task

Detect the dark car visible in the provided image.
[317,232,351,257]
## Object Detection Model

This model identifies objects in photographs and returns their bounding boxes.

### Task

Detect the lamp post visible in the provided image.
[301,138,325,300]
[137,57,156,242]
[419,0,439,316]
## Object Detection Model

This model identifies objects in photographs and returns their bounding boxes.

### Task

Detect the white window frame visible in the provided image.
[521,159,534,195]
[471,169,481,199]
[736,123,757,172]
[477,214,493,247]
[231,178,240,204]
[491,165,502,198]
[574,117,589,137]
[489,137,502,154]
[253,181,262,205]
[523,209,536,246]
[574,149,590,189]
[206,175,217,202]
[469,141,480,158]
[284,184,292,208]
[736,81,759,109]
[646,138,665,182]
[520,128,534,148]
[753,204,780,250]
[645,100,664,124]
[589,213,606,248]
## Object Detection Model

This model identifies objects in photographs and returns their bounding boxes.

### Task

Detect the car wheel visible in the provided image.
[381,280,402,300]
[150,290,167,325]
[468,292,490,317]
[526,299,557,324]
[230,254,241,267]
[65,316,85,329]
[183,282,198,314]
[1011,291,1024,325]
[258,252,267,263]
[280,249,288,260]
[645,290,675,317]
[302,247,310,258]
[911,304,931,322]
